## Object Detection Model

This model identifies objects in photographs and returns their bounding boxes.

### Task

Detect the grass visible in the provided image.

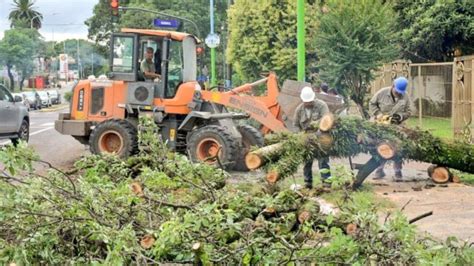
[451,169,474,186]
[406,117,452,139]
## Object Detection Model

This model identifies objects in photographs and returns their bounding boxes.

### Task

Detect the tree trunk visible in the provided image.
[427,165,451,184]
[250,117,474,186]
[7,64,14,91]
[19,76,25,91]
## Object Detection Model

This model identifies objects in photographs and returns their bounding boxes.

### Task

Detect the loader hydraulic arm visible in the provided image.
[200,73,289,134]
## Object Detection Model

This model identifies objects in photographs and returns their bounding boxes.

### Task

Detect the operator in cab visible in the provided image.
[141,47,161,81]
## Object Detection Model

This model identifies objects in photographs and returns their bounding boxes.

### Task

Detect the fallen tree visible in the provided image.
[247,116,474,187]
[1,117,473,265]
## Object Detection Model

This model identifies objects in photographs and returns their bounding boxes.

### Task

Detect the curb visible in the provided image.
[38,104,69,112]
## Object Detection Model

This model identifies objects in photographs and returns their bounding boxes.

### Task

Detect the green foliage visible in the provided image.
[316,0,398,118]
[0,28,40,90]
[1,117,473,264]
[394,0,474,62]
[227,0,320,84]
[8,0,43,29]
[63,91,73,103]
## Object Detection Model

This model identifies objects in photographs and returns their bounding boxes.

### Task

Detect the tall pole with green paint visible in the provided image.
[297,0,305,82]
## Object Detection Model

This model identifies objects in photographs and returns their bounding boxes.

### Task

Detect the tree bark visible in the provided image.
[7,64,14,91]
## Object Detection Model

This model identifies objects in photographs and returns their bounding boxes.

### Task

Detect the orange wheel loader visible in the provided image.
[55,28,343,170]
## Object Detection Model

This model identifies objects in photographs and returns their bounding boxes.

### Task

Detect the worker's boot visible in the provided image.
[304,182,313,189]
[373,169,386,180]
[394,171,403,182]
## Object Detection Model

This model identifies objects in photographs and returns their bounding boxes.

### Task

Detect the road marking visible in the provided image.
[0,127,53,146]
[30,127,54,137]
[41,122,55,126]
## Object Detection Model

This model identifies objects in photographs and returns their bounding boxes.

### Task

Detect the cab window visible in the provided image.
[112,36,134,73]
[166,41,183,98]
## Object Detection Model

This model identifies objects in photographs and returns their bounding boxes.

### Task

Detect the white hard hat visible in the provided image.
[300,86,315,102]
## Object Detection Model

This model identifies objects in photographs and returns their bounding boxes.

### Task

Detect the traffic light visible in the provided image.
[110,0,120,22]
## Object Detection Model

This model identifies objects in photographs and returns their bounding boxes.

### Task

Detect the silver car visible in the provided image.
[0,85,30,144]
[37,90,52,107]
[23,91,42,110]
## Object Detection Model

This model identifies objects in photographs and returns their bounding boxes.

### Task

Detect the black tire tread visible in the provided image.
[233,125,264,171]
[11,119,29,146]
[187,125,239,170]
[89,119,138,158]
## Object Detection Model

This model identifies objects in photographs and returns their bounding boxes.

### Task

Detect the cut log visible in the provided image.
[140,235,155,249]
[427,165,451,184]
[266,171,280,184]
[319,113,335,132]
[317,132,334,150]
[452,175,461,183]
[297,201,320,224]
[345,223,358,236]
[376,142,396,160]
[245,143,283,170]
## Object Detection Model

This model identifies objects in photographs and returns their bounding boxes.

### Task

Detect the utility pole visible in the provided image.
[297,0,305,81]
[225,0,233,88]
[77,40,81,79]
[210,0,216,87]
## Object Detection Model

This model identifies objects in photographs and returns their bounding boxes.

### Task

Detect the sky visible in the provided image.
[0,0,98,41]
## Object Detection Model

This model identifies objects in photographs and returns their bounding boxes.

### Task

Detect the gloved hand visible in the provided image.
[390,114,402,124]
[375,114,392,124]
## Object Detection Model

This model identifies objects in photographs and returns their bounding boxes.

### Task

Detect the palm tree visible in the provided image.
[9,0,43,29]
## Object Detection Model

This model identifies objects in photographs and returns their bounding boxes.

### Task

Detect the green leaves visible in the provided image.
[227,0,320,83]
[315,0,398,116]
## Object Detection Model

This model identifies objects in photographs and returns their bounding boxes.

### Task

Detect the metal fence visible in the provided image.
[371,56,474,141]
[410,62,454,139]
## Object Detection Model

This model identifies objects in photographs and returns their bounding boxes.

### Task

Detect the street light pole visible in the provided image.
[30,14,42,29]
[210,0,216,87]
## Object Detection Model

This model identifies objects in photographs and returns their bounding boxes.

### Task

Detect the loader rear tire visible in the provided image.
[187,125,238,170]
[89,119,138,158]
[233,125,264,171]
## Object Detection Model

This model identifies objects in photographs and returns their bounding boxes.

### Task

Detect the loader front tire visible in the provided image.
[187,125,238,170]
[89,119,138,158]
[233,125,264,171]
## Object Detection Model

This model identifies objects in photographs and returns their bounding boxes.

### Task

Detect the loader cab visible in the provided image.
[109,29,199,100]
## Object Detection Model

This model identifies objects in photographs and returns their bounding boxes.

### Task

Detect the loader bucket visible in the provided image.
[278,80,345,130]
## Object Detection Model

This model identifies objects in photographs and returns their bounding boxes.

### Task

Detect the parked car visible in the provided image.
[37,91,52,107]
[47,89,61,104]
[11,93,31,111]
[23,91,42,110]
[0,84,30,144]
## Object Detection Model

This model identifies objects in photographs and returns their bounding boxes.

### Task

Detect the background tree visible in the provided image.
[315,0,398,118]
[8,0,43,29]
[394,0,474,62]
[0,29,38,91]
[227,0,320,84]
[85,0,229,84]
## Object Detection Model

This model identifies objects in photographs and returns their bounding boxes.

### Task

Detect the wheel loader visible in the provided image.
[55,28,344,170]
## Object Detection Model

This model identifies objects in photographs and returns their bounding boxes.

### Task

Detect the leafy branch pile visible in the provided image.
[1,117,473,264]
[250,116,474,186]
